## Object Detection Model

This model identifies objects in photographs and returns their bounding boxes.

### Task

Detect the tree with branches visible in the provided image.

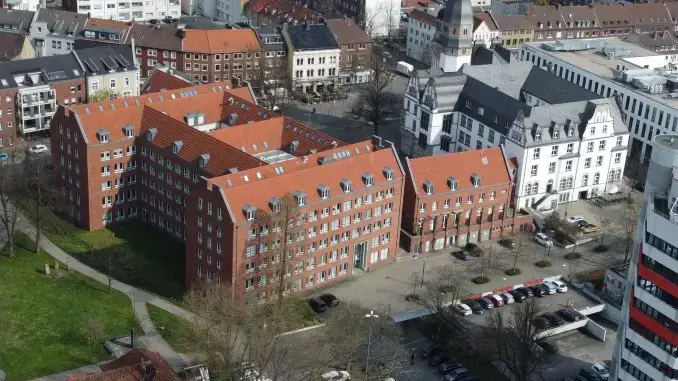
[618,193,641,263]
[88,89,118,103]
[473,245,496,282]
[505,233,532,275]
[21,150,59,252]
[350,56,400,135]
[0,150,23,257]
[251,55,296,114]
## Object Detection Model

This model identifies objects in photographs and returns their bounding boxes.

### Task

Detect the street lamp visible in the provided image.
[365,310,379,377]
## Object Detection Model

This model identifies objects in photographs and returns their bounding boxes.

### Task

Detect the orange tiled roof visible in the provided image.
[149,91,233,125]
[217,142,403,224]
[182,29,261,53]
[409,9,438,27]
[141,67,198,94]
[227,86,255,103]
[406,148,510,196]
[66,349,178,381]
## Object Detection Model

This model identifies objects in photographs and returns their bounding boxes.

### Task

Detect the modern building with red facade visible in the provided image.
[51,80,405,298]
[400,147,532,254]
[612,134,678,381]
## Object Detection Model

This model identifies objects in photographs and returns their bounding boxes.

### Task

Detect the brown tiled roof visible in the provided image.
[251,0,324,25]
[227,87,256,103]
[493,15,533,31]
[66,349,178,381]
[182,29,261,53]
[142,67,197,94]
[326,19,372,45]
[408,9,438,28]
[558,5,597,23]
[217,142,402,224]
[625,3,672,25]
[526,5,565,26]
[592,4,631,25]
[624,31,678,51]
[406,148,510,196]
[473,12,498,31]
[128,24,183,51]
[0,32,27,60]
[665,2,678,21]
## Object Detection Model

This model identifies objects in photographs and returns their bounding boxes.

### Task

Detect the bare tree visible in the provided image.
[310,0,343,19]
[0,150,23,257]
[350,56,400,135]
[473,245,497,281]
[21,150,59,252]
[506,233,532,275]
[596,213,612,248]
[251,55,296,113]
[618,193,641,263]
[480,299,552,381]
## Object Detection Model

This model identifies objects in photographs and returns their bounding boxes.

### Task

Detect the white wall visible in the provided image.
[406,17,436,63]
[289,48,340,90]
[81,0,180,21]
[88,70,140,99]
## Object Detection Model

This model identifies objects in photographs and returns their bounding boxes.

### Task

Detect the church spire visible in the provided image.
[435,0,473,72]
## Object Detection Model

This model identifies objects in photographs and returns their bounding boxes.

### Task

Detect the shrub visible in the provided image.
[438,284,456,294]
[535,260,552,268]
[594,244,609,253]
[505,268,522,276]
[472,276,490,284]
[405,294,420,302]
[565,252,581,260]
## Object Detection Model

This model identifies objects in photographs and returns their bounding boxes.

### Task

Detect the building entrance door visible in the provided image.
[354,241,368,269]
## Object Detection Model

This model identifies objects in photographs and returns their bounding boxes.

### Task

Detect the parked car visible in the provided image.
[541,312,566,326]
[576,220,589,228]
[532,316,551,329]
[28,144,48,154]
[0,153,8,162]
[319,294,339,307]
[552,279,568,293]
[476,297,494,310]
[529,285,546,297]
[382,51,393,59]
[516,287,534,298]
[579,367,603,381]
[444,367,468,381]
[427,353,448,366]
[567,215,584,224]
[308,297,327,313]
[321,370,350,381]
[535,232,553,247]
[454,250,471,261]
[452,303,472,316]
[557,308,585,322]
[464,299,484,314]
[509,289,526,302]
[489,294,504,307]
[500,292,515,304]
[439,361,463,373]
[499,238,515,248]
[540,282,557,295]
[420,345,443,359]
[590,363,609,380]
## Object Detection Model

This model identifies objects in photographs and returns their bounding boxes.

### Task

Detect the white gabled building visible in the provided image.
[283,23,340,94]
[401,59,630,210]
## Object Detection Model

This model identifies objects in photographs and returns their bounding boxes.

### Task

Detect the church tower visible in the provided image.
[436,0,473,72]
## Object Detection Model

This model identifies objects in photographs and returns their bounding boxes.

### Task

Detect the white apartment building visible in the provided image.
[283,23,340,94]
[3,0,40,11]
[611,134,678,381]
[402,60,629,209]
[30,9,88,58]
[472,13,500,48]
[192,0,241,23]
[77,45,140,99]
[70,0,180,22]
[406,9,437,64]
[521,38,678,176]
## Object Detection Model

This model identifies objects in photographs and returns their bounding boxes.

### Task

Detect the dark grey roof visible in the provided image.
[176,15,223,29]
[522,66,601,105]
[437,0,473,50]
[286,24,339,51]
[36,9,88,36]
[0,8,34,34]
[128,24,183,50]
[74,44,136,75]
[0,52,84,89]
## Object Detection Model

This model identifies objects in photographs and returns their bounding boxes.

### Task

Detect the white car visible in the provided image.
[566,215,584,224]
[551,279,568,293]
[321,370,350,381]
[501,292,515,304]
[28,144,48,154]
[535,232,553,247]
[590,363,609,380]
[541,281,557,295]
[453,303,472,316]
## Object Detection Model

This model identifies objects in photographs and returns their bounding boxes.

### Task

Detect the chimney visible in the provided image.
[142,360,156,381]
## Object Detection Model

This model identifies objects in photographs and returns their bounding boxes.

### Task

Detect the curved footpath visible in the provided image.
[15,215,194,373]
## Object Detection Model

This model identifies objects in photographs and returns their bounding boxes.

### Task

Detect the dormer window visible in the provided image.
[471,173,481,187]
[340,178,352,193]
[196,113,205,124]
[123,124,134,138]
[269,197,281,212]
[146,128,157,142]
[318,184,330,199]
[424,180,434,195]
[243,204,256,221]
[199,153,210,168]
[362,173,374,187]
[184,113,196,126]
[293,191,306,207]
[172,140,183,154]
[383,167,394,181]
[96,129,109,143]
[553,130,559,139]
[448,177,458,191]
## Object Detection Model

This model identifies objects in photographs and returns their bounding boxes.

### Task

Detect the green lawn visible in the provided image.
[23,205,185,299]
[0,232,140,381]
[147,304,192,353]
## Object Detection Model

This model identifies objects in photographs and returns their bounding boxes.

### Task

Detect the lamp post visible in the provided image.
[365,310,379,378]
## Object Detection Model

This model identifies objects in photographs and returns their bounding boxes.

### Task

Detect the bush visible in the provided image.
[405,294,420,302]
[535,260,552,268]
[505,268,522,276]
[594,244,609,253]
[438,284,456,294]
[471,276,490,284]
[565,252,581,260]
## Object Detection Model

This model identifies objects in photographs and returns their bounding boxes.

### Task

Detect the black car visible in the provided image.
[476,297,494,310]
[439,361,463,373]
[542,312,566,326]
[427,353,449,366]
[557,308,584,322]
[577,220,589,228]
[499,238,516,248]
[530,285,546,297]
[454,250,471,261]
[308,297,327,313]
[464,299,484,314]
[420,345,443,359]
[509,289,526,302]
[579,368,602,381]
[319,293,339,307]
[532,316,551,329]
[516,287,534,298]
